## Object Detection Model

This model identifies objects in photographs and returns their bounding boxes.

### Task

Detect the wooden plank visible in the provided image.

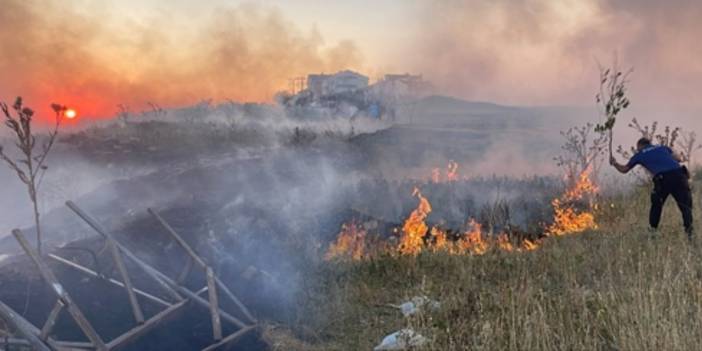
[40,300,64,340]
[65,201,184,302]
[13,229,108,351]
[106,300,188,351]
[49,254,171,308]
[206,268,222,341]
[149,208,257,323]
[107,240,145,324]
[0,299,52,351]
[201,325,257,351]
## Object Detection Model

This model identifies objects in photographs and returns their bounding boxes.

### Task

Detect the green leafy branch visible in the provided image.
[594,64,633,159]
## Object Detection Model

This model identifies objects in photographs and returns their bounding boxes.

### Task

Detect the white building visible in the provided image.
[307,70,369,97]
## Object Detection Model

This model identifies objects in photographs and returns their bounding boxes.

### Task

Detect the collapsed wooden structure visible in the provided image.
[0,201,258,351]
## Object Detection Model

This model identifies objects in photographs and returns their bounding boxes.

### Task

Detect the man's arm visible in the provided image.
[610,156,632,174]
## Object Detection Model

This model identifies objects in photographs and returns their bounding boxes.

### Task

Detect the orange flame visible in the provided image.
[399,188,432,255]
[496,233,514,252]
[430,227,449,252]
[522,239,539,251]
[325,221,367,261]
[324,168,603,261]
[546,168,598,236]
[455,219,489,255]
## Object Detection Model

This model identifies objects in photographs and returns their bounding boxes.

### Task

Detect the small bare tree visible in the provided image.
[0,97,65,254]
[554,123,608,186]
[676,131,702,166]
[616,118,681,158]
[615,118,695,184]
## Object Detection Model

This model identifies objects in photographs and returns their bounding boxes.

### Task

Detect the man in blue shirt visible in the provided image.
[610,137,693,239]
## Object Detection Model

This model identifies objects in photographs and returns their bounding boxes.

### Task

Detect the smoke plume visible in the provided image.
[0,0,363,120]
[406,0,702,122]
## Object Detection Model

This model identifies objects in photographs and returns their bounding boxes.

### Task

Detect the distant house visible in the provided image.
[306,74,328,97]
[373,73,430,97]
[306,70,369,97]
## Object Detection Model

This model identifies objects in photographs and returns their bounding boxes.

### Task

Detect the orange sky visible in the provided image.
[2,0,701,122]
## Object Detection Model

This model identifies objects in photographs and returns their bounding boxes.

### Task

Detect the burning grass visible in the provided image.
[326,168,598,261]
[284,180,702,350]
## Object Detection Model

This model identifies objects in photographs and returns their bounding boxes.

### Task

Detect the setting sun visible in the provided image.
[64,108,77,119]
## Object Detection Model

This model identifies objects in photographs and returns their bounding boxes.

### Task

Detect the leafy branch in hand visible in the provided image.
[0,97,65,254]
[594,63,632,159]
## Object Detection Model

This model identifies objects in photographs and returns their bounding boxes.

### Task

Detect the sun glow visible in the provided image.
[64,108,77,119]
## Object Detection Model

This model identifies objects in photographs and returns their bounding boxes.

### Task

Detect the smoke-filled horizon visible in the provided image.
[2,0,701,125]
[0,0,365,120]
[404,0,702,121]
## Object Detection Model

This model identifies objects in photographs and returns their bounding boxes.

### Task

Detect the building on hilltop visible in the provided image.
[307,70,369,97]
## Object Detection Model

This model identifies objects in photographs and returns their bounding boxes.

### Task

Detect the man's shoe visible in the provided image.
[686,228,695,244]
[648,227,659,240]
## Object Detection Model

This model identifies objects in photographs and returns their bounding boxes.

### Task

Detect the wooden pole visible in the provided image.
[13,229,108,351]
[40,300,64,341]
[214,279,257,323]
[66,203,254,339]
[107,240,145,324]
[106,300,188,351]
[175,286,247,329]
[65,201,183,302]
[147,209,207,268]
[148,208,257,323]
[206,268,222,341]
[49,254,172,308]
[0,300,51,351]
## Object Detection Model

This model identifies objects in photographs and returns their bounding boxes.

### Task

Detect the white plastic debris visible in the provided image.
[395,296,440,317]
[374,328,428,350]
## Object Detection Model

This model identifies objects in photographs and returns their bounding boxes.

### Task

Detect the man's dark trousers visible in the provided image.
[650,168,694,236]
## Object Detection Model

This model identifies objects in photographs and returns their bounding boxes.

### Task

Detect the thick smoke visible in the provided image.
[0,0,363,120]
[406,0,702,124]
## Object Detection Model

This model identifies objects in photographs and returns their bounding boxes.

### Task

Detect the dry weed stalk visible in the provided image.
[0,97,65,254]
[676,131,702,165]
